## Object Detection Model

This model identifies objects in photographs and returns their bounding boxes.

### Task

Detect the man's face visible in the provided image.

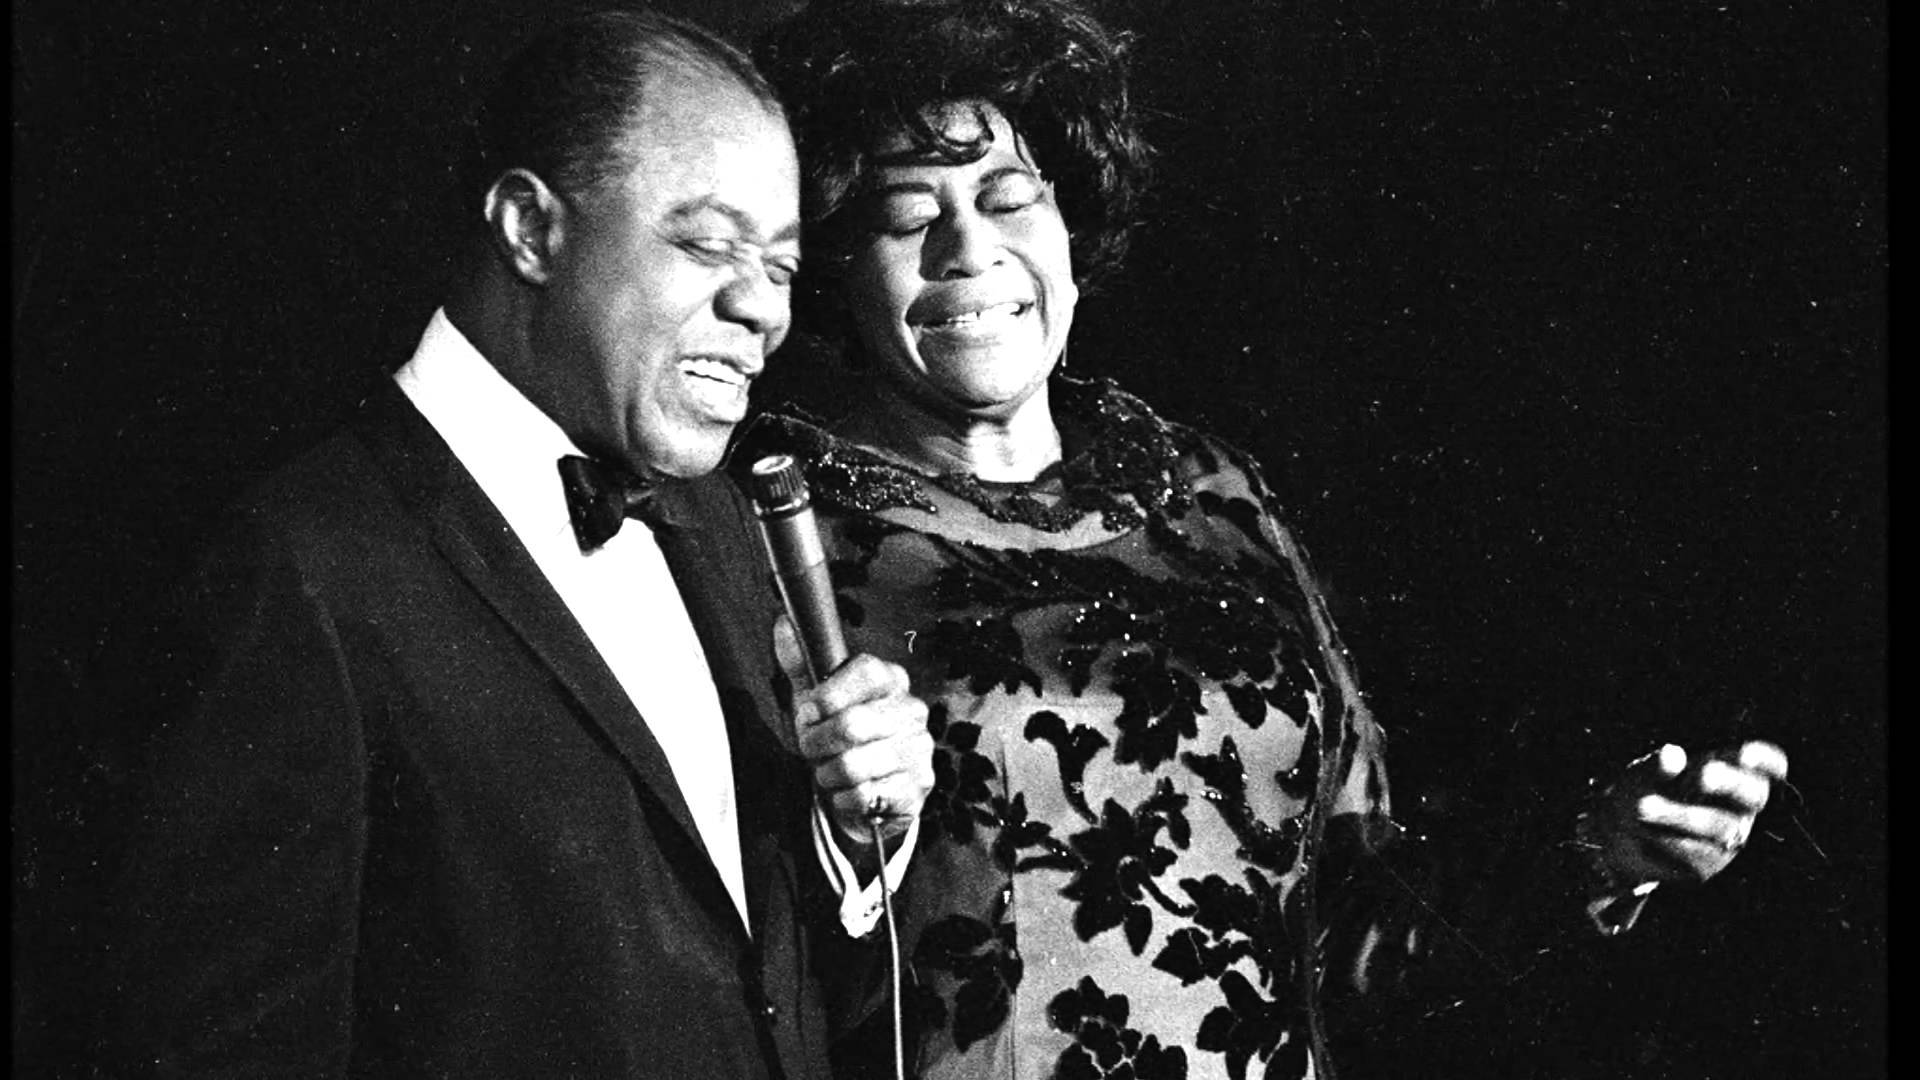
[534,64,800,479]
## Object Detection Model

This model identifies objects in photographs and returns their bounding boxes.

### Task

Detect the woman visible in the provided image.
[746,3,1787,1078]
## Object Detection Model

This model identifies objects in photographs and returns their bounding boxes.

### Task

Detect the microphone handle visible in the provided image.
[757,502,850,683]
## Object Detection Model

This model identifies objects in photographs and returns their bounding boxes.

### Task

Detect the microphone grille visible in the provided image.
[746,454,810,514]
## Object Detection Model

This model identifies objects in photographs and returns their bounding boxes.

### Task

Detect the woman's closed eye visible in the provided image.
[870,195,941,238]
[980,171,1047,216]
[866,183,1044,239]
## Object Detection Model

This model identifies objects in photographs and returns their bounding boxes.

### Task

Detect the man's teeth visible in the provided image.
[934,302,1026,327]
[684,357,745,385]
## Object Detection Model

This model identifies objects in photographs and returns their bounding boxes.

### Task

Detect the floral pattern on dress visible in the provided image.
[736,377,1385,1080]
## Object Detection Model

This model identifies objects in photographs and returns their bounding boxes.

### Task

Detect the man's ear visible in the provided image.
[483,168,567,286]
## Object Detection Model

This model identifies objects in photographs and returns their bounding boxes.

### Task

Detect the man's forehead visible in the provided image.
[600,68,797,239]
[628,57,780,137]
[608,62,794,177]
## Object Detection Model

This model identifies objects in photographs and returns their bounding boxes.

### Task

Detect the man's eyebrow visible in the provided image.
[666,196,800,245]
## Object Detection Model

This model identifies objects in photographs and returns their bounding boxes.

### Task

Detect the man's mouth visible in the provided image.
[681,355,754,387]
[677,354,757,423]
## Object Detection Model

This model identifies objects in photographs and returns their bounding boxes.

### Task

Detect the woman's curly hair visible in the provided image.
[755,0,1153,342]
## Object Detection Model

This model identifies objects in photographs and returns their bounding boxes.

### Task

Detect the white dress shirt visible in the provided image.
[395,310,908,937]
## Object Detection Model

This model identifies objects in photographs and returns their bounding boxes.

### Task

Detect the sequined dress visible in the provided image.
[736,377,1571,1080]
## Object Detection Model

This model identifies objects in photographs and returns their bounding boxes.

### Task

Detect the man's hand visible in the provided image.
[788,647,933,852]
[1581,740,1790,888]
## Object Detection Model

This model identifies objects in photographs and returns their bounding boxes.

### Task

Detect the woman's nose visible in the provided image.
[926,209,1002,279]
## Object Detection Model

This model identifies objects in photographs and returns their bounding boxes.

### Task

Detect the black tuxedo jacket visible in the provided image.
[99,381,847,1078]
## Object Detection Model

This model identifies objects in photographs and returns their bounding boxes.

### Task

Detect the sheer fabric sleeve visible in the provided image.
[1221,436,1638,1072]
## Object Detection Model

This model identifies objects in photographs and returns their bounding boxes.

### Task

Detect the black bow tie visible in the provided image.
[558,455,680,551]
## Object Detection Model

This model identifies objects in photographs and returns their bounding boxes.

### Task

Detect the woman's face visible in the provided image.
[842,100,1078,423]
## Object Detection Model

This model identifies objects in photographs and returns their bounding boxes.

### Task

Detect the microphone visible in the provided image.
[745,454,849,684]
[748,454,905,1080]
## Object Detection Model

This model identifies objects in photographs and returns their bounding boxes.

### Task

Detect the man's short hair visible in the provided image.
[458,6,781,220]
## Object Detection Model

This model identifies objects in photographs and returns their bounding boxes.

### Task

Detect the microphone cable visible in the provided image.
[869,809,905,1080]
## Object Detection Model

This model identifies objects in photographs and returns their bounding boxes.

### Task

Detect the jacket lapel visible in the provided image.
[348,383,728,905]
[650,477,800,932]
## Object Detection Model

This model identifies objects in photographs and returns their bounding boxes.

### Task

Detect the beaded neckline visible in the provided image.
[737,376,1198,534]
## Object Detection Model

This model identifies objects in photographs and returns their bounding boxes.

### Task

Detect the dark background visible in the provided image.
[13,0,1884,1076]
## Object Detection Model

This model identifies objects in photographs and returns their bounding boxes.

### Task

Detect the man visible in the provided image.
[97,9,929,1077]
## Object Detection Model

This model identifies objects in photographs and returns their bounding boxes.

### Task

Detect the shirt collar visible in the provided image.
[393,308,585,556]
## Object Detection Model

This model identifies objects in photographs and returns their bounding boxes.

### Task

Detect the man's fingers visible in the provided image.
[807,653,913,718]
[809,733,935,793]
[772,612,809,690]
[824,780,922,840]
[794,650,933,842]
[797,695,929,761]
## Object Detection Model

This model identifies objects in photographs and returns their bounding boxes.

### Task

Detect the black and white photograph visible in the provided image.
[14,1,1884,1077]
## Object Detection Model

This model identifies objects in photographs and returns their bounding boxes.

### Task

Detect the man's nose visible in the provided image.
[716,264,791,343]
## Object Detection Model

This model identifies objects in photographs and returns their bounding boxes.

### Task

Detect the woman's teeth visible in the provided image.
[932,302,1027,327]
